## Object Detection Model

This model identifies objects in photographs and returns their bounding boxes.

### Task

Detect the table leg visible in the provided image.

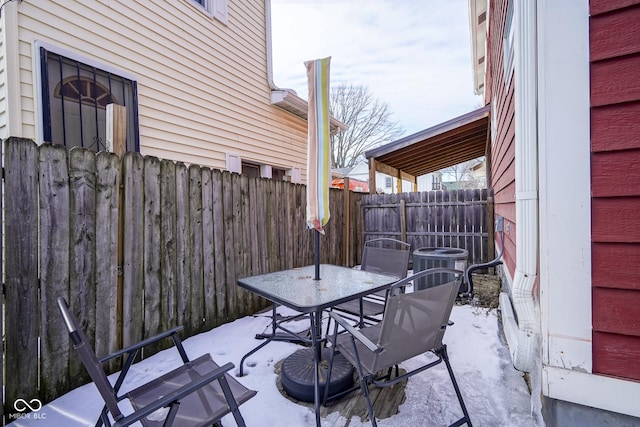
[239,303,278,377]
[310,310,322,427]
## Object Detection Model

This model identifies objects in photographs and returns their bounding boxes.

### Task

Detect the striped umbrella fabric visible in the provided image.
[305,57,331,234]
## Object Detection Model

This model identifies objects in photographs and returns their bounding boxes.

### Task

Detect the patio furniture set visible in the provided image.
[58,238,472,427]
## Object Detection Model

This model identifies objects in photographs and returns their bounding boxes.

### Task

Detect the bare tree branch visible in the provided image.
[329,83,404,168]
[440,158,485,189]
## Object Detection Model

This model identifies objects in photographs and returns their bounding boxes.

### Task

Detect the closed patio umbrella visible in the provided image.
[305,57,331,280]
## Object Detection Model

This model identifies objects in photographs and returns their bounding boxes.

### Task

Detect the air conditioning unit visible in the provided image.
[412,247,468,291]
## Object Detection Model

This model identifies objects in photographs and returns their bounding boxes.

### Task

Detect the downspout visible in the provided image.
[499,0,539,372]
[264,0,347,138]
[265,0,295,94]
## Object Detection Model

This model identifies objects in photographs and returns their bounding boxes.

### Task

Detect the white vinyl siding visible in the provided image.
[11,0,308,180]
[0,17,6,139]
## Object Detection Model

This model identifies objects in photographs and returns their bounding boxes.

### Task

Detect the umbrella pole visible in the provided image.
[314,229,320,280]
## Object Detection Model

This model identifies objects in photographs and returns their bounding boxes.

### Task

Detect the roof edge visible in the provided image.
[469,0,488,96]
[366,104,490,159]
[271,89,348,134]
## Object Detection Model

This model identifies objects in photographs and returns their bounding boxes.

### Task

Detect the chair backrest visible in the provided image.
[57,297,123,420]
[369,268,461,372]
[361,238,410,279]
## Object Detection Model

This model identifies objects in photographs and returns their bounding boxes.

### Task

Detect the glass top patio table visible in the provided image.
[238,264,398,427]
[237,264,398,313]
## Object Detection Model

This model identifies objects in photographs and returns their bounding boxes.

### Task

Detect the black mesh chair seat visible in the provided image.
[57,297,256,427]
[330,238,411,328]
[324,268,472,427]
[126,354,256,426]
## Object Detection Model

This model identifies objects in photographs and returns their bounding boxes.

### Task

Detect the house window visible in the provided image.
[56,77,117,108]
[491,99,497,146]
[272,168,287,181]
[432,175,442,191]
[189,0,209,11]
[239,160,291,181]
[241,162,261,178]
[503,0,515,87]
[188,0,228,23]
[40,48,139,152]
[385,176,392,188]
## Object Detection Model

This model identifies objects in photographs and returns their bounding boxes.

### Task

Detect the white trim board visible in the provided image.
[544,367,640,418]
[537,0,592,373]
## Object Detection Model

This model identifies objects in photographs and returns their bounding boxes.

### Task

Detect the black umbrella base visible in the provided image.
[281,347,354,402]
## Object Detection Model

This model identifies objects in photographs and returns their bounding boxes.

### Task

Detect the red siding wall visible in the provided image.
[487,0,516,276]
[590,0,640,381]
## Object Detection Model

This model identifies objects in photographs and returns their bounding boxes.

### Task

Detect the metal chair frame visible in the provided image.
[323,268,472,427]
[330,238,411,328]
[57,297,256,427]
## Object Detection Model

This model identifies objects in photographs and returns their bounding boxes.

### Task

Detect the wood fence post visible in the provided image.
[368,158,377,194]
[106,104,126,156]
[343,177,351,266]
[487,193,496,273]
[400,198,407,243]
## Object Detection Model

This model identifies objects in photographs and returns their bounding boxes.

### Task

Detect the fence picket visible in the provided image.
[202,167,216,330]
[222,171,237,318]
[4,138,39,415]
[143,156,162,353]
[122,152,144,349]
[160,160,178,336]
[38,144,71,402]
[189,165,205,334]
[211,169,227,323]
[94,151,120,370]
[240,174,254,314]
[175,163,191,335]
[266,180,278,273]
[247,176,261,312]
[68,148,98,387]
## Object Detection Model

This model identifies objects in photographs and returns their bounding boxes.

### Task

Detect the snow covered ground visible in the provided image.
[8,301,542,427]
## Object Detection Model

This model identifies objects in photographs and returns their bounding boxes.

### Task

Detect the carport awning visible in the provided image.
[365,105,490,183]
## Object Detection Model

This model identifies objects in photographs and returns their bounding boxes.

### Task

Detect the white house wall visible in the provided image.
[537,0,640,417]
[10,0,308,179]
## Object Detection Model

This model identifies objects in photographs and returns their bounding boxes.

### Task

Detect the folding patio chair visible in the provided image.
[57,297,256,427]
[329,238,410,328]
[324,268,472,427]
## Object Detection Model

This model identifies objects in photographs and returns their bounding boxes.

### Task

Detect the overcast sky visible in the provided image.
[270,0,484,137]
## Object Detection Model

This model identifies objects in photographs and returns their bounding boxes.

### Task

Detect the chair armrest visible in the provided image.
[329,311,382,353]
[99,326,184,363]
[112,362,235,427]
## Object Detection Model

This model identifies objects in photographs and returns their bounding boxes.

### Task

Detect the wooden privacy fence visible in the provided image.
[1,138,365,415]
[361,189,494,265]
[1,137,493,416]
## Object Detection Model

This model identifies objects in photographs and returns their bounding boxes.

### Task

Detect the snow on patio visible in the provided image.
[8,300,542,427]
